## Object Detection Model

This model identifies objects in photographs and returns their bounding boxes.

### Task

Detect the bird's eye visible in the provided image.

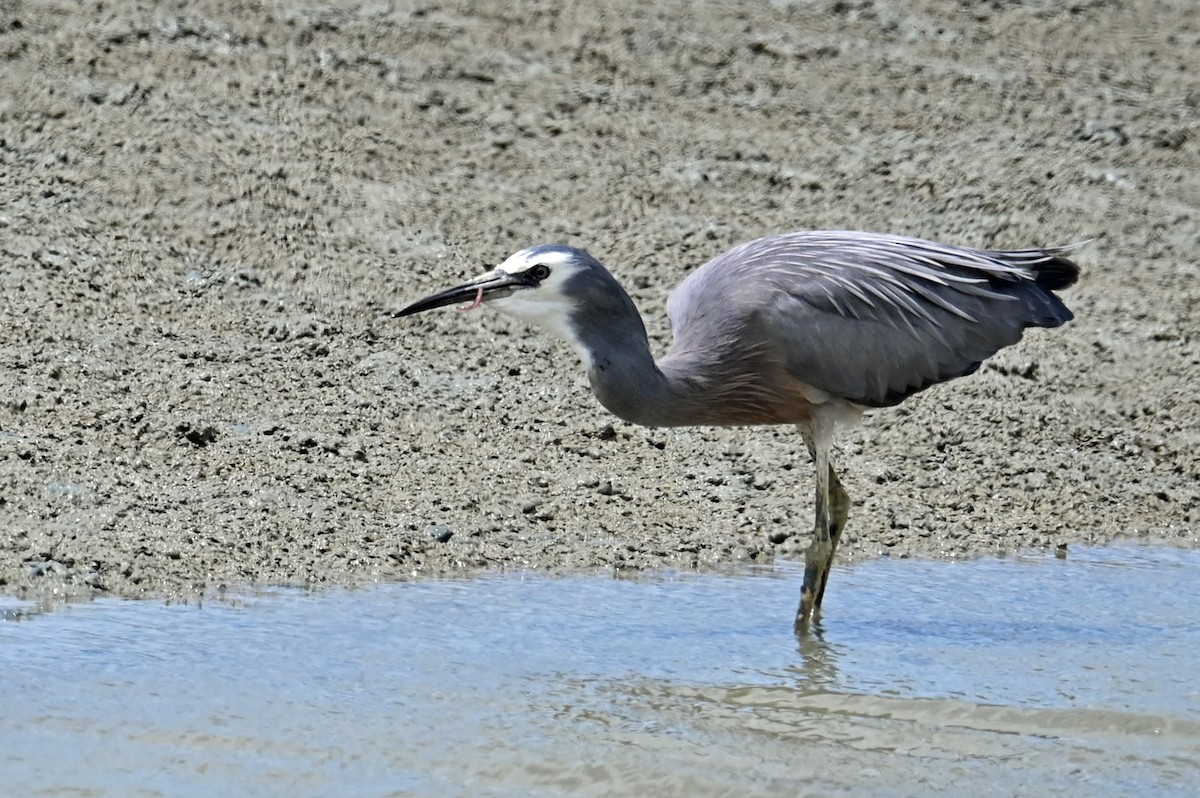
[529,264,551,281]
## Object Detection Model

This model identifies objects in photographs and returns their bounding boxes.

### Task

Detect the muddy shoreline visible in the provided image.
[1,0,1196,605]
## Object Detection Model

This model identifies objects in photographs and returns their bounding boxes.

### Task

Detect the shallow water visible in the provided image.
[3,545,1199,797]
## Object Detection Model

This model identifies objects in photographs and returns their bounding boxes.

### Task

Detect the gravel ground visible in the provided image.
[1,0,1196,606]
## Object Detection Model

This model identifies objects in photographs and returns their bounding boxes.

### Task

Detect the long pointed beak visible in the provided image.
[394,269,534,317]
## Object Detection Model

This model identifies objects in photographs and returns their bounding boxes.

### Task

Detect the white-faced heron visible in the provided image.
[397,230,1080,626]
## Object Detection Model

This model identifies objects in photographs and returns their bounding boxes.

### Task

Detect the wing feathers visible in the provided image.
[666,231,1080,408]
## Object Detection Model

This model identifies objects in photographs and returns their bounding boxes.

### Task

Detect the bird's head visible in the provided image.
[396,244,641,366]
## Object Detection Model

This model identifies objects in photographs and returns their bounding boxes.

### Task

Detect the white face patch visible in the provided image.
[486,248,595,369]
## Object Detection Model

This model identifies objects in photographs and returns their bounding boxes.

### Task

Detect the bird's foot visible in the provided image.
[796,536,835,629]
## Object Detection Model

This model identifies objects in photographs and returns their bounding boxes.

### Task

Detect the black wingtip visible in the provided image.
[1031,242,1088,292]
[1033,252,1081,292]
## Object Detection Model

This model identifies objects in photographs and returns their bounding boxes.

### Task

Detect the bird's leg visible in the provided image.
[796,422,851,627]
[816,463,851,608]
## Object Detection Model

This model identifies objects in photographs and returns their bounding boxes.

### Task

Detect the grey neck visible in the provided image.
[574,310,714,428]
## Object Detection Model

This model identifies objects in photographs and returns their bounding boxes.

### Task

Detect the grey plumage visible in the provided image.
[666,231,1077,409]
[397,230,1081,626]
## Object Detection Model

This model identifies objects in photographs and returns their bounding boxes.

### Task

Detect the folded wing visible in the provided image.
[666,231,1080,408]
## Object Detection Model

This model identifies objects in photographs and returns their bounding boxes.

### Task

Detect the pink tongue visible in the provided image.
[458,287,484,312]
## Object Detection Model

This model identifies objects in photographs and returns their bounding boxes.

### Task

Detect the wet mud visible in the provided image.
[0,0,1196,602]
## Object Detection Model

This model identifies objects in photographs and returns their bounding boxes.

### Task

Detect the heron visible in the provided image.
[396,230,1080,626]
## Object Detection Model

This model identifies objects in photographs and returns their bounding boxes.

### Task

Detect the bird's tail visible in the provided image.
[985,241,1086,294]
[985,242,1086,328]
[1029,245,1084,292]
